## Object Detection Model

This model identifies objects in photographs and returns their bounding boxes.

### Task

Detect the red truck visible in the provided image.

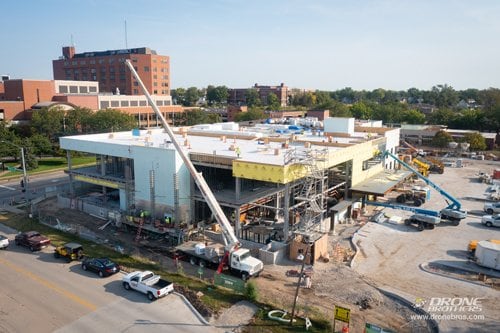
[15,231,51,252]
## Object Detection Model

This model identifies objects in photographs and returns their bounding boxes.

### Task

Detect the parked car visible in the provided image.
[82,257,120,277]
[54,242,84,262]
[0,235,9,249]
[15,231,51,251]
[484,202,500,215]
[481,214,500,228]
[122,271,174,301]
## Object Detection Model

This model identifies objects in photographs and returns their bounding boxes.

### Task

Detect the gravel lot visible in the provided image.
[352,159,500,332]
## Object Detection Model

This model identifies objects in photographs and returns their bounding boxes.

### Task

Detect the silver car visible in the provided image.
[481,214,500,228]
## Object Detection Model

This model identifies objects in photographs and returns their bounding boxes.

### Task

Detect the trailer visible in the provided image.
[475,241,500,271]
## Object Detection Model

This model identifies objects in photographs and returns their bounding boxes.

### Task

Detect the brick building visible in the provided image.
[53,46,170,96]
[0,78,181,126]
[228,83,289,107]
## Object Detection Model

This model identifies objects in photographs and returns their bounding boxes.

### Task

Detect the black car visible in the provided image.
[81,257,120,277]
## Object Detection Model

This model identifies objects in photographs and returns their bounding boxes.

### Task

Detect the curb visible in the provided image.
[419,262,495,288]
[377,287,439,333]
[173,291,210,326]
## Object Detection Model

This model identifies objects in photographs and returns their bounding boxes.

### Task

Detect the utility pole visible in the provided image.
[290,242,311,326]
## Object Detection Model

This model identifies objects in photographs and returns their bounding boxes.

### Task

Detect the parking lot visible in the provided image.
[352,159,500,332]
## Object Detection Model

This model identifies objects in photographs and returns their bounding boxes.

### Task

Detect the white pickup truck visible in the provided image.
[122,271,174,301]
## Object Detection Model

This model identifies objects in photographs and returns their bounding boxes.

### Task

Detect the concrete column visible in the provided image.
[100,155,107,199]
[66,150,74,197]
[283,183,290,240]
[235,206,241,238]
[235,177,241,201]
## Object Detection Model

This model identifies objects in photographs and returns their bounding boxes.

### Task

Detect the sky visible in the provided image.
[2,0,500,91]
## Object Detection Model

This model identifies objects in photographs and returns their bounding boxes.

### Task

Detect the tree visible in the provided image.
[432,130,453,148]
[245,89,261,107]
[315,91,333,108]
[172,88,186,105]
[65,107,93,134]
[428,108,457,126]
[206,85,229,105]
[463,132,486,151]
[87,109,136,133]
[401,109,426,124]
[235,108,266,121]
[329,101,352,117]
[350,101,373,120]
[30,106,65,139]
[266,92,280,110]
[30,134,53,157]
[184,87,200,106]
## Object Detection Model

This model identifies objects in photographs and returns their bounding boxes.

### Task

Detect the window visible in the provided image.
[72,61,77,65]
[120,100,129,107]
[98,59,104,64]
[79,86,88,93]
[164,99,170,105]
[153,82,158,86]
[143,66,149,72]
[108,58,115,64]
[92,74,97,81]
[156,100,163,106]
[153,75,157,79]
[153,67,157,72]
[59,86,68,93]
[64,61,69,66]
[130,100,138,106]
[153,90,158,94]
[133,81,139,86]
[80,60,86,65]
[89,86,97,93]
[139,100,147,106]
[133,89,139,94]
[90,68,96,73]
[109,67,115,73]
[111,101,119,107]
[69,86,78,93]
[161,75,168,80]
[132,58,138,63]
[100,101,110,109]
[90,60,96,65]
[153,58,157,63]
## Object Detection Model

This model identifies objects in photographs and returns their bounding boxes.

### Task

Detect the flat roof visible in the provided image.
[350,170,412,196]
[62,124,380,167]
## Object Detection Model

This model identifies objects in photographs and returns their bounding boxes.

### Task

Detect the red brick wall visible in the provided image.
[0,101,26,121]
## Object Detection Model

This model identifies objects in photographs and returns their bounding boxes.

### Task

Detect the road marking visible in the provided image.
[0,185,16,191]
[0,256,97,311]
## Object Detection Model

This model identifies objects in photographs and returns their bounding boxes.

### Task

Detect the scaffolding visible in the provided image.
[285,147,329,233]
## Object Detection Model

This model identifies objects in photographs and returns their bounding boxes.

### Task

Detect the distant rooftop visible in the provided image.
[73,47,157,58]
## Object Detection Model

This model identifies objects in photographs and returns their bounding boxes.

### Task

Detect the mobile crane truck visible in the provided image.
[125,61,263,280]
[364,150,467,231]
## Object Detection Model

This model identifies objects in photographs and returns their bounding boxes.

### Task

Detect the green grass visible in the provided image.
[1,156,95,178]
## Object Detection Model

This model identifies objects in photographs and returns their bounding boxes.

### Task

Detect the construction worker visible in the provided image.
[235,147,241,158]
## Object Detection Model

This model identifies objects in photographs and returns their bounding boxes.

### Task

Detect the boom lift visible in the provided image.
[125,61,263,279]
[402,141,444,174]
[364,150,467,231]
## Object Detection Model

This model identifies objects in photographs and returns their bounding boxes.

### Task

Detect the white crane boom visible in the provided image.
[124,60,239,248]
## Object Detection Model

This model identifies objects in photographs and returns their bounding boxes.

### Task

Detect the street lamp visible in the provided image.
[1,140,29,213]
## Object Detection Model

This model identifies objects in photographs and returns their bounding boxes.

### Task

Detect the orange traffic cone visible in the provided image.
[342,324,349,333]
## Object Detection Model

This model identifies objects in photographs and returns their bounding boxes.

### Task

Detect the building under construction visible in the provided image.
[59,117,404,262]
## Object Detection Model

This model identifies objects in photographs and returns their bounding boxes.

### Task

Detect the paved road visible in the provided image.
[0,172,69,206]
[0,225,220,333]
[353,161,500,332]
